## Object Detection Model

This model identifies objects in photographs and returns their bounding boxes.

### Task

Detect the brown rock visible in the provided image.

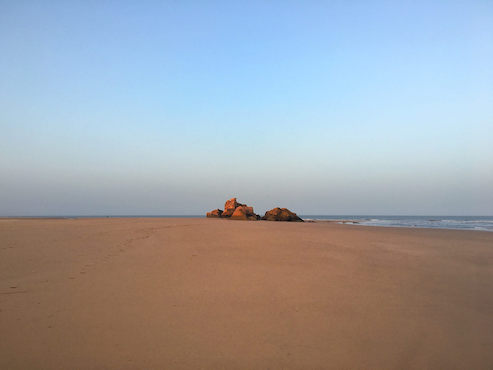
[206,209,223,218]
[222,197,246,218]
[261,208,303,222]
[221,208,235,218]
[205,197,259,220]
[231,205,259,221]
[224,198,244,211]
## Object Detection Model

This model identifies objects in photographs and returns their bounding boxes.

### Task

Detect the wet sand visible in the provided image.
[1,218,492,369]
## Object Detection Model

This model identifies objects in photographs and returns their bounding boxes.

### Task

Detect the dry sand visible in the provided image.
[1,218,492,369]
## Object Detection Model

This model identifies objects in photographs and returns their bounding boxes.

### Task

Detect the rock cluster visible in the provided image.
[207,198,260,220]
[206,198,303,222]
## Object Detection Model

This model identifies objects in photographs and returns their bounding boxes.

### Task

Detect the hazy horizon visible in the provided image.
[1,1,492,217]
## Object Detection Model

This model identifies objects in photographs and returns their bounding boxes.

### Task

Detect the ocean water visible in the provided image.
[301,215,493,232]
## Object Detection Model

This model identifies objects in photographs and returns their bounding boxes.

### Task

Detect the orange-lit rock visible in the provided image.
[205,198,260,220]
[221,208,235,217]
[206,209,223,218]
[231,205,259,221]
[262,208,303,222]
[222,197,245,217]
[224,198,244,211]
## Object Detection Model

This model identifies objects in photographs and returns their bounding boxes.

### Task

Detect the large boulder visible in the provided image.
[224,197,243,211]
[206,209,223,218]
[261,208,303,222]
[231,205,259,221]
[222,197,245,217]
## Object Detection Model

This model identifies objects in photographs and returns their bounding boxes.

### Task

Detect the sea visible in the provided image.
[301,215,493,232]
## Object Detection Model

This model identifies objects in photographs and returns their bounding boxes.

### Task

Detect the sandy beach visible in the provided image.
[1,218,492,369]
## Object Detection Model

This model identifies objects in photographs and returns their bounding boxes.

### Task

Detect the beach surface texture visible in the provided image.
[1,218,492,369]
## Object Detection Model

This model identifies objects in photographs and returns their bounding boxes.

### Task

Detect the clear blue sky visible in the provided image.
[1,0,492,215]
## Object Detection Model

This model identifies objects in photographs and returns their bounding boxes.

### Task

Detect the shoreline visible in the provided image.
[310,219,493,232]
[1,216,492,232]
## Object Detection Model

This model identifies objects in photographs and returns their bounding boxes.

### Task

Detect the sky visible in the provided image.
[1,0,492,216]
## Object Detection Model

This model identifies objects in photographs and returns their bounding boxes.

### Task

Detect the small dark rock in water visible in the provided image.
[261,208,303,222]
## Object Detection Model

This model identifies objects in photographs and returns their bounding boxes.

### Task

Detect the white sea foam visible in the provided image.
[304,216,493,231]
